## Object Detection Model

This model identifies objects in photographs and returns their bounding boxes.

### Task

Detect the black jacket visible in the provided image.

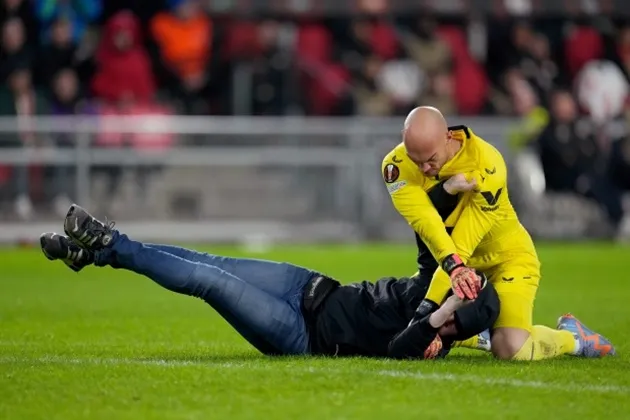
[309,274,499,359]
[311,276,430,357]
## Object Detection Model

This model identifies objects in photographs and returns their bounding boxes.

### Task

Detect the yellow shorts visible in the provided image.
[487,260,540,332]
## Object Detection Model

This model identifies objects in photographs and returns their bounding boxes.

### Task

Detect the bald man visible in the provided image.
[381,106,615,361]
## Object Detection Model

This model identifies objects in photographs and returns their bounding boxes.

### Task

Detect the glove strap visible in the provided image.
[414,299,439,320]
[442,253,464,275]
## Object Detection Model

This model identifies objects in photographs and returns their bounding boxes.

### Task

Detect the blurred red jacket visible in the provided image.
[91,11,155,104]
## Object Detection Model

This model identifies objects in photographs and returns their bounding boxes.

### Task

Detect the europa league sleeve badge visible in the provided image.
[383,163,400,183]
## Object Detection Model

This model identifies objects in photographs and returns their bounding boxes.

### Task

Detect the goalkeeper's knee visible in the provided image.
[491,328,530,360]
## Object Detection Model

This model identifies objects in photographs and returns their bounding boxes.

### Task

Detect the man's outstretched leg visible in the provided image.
[50,205,315,355]
[136,246,317,356]
[143,244,315,301]
[61,205,314,308]
[41,232,283,355]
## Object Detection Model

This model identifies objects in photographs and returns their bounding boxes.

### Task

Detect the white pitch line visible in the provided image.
[373,370,630,394]
[0,355,628,395]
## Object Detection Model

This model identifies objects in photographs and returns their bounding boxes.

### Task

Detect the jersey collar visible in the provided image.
[439,127,470,175]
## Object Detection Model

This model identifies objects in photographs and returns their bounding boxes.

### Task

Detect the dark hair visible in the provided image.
[451,273,501,340]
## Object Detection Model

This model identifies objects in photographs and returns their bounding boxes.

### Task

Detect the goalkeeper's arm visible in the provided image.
[385,179,481,300]
[383,157,464,268]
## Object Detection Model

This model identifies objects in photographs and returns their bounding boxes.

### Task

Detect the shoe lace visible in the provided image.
[104,217,116,230]
[92,217,116,235]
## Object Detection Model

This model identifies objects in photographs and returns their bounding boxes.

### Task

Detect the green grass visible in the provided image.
[1,242,630,419]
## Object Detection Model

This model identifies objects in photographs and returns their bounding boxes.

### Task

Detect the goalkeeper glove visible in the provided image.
[424,335,443,360]
[442,253,481,300]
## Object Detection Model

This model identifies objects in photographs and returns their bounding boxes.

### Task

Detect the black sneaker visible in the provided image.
[40,233,94,272]
[64,204,115,251]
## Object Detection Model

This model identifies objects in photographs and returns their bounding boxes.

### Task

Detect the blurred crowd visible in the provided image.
[5,1,630,118]
[0,0,629,229]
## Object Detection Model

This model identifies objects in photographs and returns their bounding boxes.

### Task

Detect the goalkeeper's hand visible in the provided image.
[442,254,481,300]
[450,266,481,300]
[443,173,478,195]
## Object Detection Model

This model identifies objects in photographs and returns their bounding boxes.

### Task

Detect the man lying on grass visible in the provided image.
[39,204,501,360]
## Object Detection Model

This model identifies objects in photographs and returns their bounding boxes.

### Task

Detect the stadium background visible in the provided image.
[1,2,630,419]
[0,0,629,244]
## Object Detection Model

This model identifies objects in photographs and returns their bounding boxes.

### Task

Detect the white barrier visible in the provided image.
[2,115,624,243]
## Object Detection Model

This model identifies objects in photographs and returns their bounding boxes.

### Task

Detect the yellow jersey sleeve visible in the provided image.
[382,149,457,265]
[424,152,509,306]
[449,153,508,262]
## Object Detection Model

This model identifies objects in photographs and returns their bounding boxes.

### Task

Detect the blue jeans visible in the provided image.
[94,233,315,355]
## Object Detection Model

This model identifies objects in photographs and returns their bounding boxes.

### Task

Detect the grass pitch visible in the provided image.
[1,242,629,419]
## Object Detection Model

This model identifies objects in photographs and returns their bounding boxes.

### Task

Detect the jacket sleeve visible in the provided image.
[387,314,440,359]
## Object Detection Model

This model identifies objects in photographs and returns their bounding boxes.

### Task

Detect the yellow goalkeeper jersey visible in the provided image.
[382,125,538,273]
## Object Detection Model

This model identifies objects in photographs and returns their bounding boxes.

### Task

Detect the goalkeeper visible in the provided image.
[39,204,500,360]
[382,106,615,360]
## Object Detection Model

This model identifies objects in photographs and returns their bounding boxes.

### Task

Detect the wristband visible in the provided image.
[442,253,464,275]
[414,299,439,320]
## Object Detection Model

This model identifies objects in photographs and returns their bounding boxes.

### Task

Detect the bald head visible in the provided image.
[403,106,447,153]
[402,106,454,177]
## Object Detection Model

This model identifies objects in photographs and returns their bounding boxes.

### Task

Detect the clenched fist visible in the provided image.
[444,173,478,195]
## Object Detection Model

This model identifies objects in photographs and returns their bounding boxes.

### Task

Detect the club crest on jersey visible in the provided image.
[383,163,400,183]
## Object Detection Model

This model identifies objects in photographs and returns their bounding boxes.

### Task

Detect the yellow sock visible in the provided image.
[512,325,576,361]
[453,335,479,349]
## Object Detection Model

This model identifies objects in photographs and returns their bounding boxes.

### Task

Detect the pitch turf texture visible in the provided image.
[1,243,629,419]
